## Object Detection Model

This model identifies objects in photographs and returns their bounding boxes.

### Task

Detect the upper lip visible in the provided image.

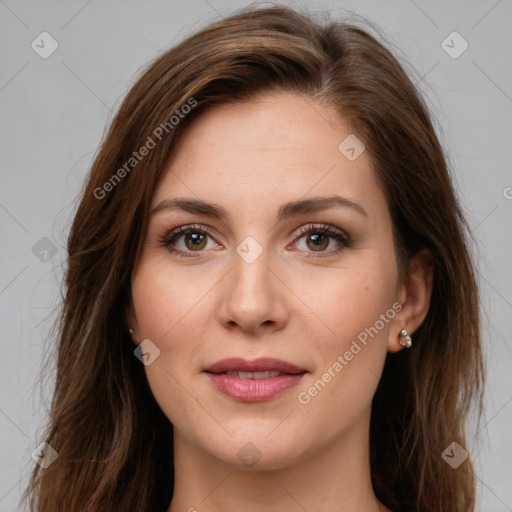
[203,357,307,374]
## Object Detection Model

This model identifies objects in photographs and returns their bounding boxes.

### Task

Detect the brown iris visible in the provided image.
[185,233,207,251]
[306,233,329,251]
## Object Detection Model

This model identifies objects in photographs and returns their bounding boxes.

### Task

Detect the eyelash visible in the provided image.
[159,223,350,259]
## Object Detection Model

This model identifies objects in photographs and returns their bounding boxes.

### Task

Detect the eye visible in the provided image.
[292,223,350,258]
[159,224,221,258]
[159,223,350,259]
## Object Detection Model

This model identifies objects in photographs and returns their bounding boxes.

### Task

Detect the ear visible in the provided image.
[387,249,434,353]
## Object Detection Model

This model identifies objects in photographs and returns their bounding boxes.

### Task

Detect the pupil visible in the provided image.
[309,233,327,251]
[187,233,205,250]
[190,233,202,244]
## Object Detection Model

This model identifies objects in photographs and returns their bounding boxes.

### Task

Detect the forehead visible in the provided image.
[152,93,385,219]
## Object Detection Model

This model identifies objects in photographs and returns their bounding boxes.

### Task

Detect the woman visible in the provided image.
[22,4,485,512]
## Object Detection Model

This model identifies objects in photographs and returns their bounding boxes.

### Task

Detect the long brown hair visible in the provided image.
[22,4,484,511]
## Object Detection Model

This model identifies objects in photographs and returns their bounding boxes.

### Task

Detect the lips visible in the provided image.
[224,370,282,379]
[203,357,307,375]
[203,357,308,402]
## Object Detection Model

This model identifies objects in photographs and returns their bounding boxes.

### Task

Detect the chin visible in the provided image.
[202,429,307,471]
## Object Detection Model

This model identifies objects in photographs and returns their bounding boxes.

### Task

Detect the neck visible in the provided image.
[167,411,389,512]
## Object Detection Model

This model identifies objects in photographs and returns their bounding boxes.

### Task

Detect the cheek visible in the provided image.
[294,307,393,442]
[294,258,397,413]
[298,258,397,349]
[130,272,191,431]
[130,257,217,419]
[131,254,211,342]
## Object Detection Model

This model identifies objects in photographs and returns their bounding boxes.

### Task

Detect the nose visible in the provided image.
[215,248,289,336]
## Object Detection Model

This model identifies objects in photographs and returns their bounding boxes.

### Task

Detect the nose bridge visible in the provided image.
[217,237,287,332]
[231,243,274,308]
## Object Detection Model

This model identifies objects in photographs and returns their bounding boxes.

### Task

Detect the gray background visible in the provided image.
[0,0,511,510]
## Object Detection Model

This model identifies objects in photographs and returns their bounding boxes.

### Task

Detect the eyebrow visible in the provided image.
[150,195,368,220]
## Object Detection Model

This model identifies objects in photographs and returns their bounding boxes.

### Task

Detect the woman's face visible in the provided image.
[129,92,408,470]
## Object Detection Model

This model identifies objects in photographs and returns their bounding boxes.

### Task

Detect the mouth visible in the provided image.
[203,357,308,402]
[214,370,295,379]
[203,356,308,375]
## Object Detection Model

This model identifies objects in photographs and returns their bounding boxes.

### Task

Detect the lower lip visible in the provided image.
[205,372,306,402]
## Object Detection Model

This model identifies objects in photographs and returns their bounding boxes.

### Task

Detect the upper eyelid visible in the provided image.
[163,222,348,246]
[163,223,218,241]
[295,223,347,238]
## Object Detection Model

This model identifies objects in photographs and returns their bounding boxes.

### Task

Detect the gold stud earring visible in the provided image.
[399,329,412,348]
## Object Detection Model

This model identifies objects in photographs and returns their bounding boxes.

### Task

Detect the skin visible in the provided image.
[128,92,433,512]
